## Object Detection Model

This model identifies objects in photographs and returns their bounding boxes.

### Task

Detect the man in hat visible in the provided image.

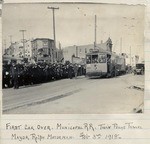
[74,63,78,79]
[11,61,19,89]
[68,63,73,79]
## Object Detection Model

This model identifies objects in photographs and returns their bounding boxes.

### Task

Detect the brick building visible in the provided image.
[31,38,56,63]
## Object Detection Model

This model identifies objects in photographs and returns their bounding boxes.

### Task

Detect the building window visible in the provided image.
[43,40,48,47]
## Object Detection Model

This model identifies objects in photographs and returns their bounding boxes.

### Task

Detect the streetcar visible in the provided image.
[85,49,126,78]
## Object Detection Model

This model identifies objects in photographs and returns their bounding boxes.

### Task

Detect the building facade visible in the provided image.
[24,40,32,58]
[125,54,140,66]
[5,42,24,58]
[5,45,15,56]
[31,38,56,63]
[4,40,32,60]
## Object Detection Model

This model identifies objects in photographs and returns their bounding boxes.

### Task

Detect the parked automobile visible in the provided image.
[134,63,145,75]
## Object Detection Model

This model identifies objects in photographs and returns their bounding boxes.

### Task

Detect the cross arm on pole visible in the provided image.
[47,6,59,10]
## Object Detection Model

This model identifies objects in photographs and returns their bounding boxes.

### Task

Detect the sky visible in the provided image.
[2,3,145,58]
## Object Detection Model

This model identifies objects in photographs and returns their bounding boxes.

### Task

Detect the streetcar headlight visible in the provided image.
[5,72,9,75]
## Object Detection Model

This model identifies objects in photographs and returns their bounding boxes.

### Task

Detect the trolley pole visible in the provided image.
[47,6,59,62]
[20,30,26,58]
[94,15,97,49]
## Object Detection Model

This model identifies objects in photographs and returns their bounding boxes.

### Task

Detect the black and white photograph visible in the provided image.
[2,2,145,114]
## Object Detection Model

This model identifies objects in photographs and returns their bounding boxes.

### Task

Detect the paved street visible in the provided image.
[3,74,144,114]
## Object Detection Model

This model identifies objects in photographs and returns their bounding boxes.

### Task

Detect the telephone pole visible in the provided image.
[19,30,26,58]
[76,46,78,57]
[9,35,12,44]
[130,46,131,66]
[3,39,7,55]
[94,15,97,49]
[120,37,122,54]
[47,6,59,49]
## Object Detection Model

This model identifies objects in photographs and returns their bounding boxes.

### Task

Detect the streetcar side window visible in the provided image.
[92,55,98,63]
[99,54,106,63]
[86,55,92,64]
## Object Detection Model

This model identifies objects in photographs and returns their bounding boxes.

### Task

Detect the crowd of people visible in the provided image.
[3,61,86,89]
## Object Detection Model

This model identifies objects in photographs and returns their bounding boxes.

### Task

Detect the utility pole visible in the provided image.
[94,15,97,49]
[47,6,59,62]
[19,30,26,58]
[9,35,12,44]
[76,46,78,57]
[120,37,122,54]
[57,42,62,62]
[130,46,131,66]
[3,39,7,55]
[4,39,6,49]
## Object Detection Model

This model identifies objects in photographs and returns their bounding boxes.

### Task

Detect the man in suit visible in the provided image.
[11,61,19,89]
[68,63,73,79]
[74,64,78,79]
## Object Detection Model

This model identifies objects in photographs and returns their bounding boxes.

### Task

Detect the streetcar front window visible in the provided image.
[86,55,92,64]
[99,54,106,63]
[92,55,98,63]
[86,54,106,64]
